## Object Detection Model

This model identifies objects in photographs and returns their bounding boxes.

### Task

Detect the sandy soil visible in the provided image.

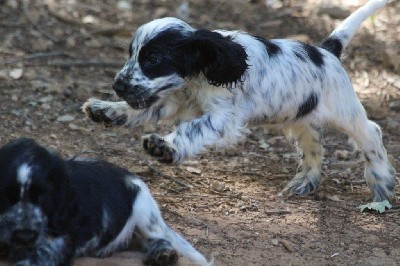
[1,0,400,265]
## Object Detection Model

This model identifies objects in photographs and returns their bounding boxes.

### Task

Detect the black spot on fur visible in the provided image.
[321,37,343,59]
[302,43,324,67]
[138,28,186,79]
[296,92,319,118]
[254,36,282,57]
[294,51,306,61]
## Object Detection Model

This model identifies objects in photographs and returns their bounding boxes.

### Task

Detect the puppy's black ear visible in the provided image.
[179,29,248,87]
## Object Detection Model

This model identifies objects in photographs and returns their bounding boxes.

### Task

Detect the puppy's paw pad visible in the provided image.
[142,134,176,164]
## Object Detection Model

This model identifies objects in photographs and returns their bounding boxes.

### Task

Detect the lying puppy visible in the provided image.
[83,0,395,202]
[0,138,211,266]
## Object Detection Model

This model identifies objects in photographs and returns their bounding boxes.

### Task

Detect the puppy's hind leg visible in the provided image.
[333,114,395,202]
[130,178,211,266]
[281,123,325,196]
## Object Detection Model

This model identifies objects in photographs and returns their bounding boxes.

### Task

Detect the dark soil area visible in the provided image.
[1,0,400,265]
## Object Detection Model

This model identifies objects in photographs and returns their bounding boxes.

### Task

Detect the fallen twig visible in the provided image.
[147,164,193,189]
[349,180,366,185]
[46,3,84,27]
[0,51,67,65]
[279,239,294,252]
[26,60,124,68]
[264,209,292,215]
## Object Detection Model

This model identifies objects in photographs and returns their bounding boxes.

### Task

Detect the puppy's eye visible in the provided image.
[145,56,161,65]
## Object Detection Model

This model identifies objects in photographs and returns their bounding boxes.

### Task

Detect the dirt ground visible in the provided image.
[1,0,400,265]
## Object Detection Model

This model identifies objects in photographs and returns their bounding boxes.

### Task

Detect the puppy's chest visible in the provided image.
[179,85,234,113]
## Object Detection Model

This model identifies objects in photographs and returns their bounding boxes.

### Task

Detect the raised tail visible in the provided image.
[321,0,390,58]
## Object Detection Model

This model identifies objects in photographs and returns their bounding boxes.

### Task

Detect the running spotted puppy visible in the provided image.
[0,138,211,266]
[83,0,396,202]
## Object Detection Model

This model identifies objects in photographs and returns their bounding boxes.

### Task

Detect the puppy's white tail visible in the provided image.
[163,225,214,266]
[321,0,390,58]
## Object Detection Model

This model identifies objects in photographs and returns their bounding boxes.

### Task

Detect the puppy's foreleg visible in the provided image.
[82,99,131,126]
[13,236,72,266]
[143,113,240,163]
[82,98,179,127]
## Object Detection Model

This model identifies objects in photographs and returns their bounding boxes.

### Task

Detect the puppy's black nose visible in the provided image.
[113,78,127,96]
[11,229,38,245]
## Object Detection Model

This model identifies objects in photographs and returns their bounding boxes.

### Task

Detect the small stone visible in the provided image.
[41,103,51,110]
[82,15,96,24]
[56,114,75,122]
[68,123,80,130]
[259,140,270,150]
[281,167,289,173]
[39,95,54,103]
[211,181,226,192]
[9,68,23,79]
[117,0,132,11]
[6,0,18,9]
[186,166,202,174]
[271,239,279,246]
[11,95,18,102]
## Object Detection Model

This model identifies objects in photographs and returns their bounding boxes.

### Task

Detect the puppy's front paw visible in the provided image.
[142,134,176,164]
[82,98,127,126]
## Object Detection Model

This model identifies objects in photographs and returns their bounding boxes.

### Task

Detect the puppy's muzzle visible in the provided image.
[113,78,133,97]
[113,78,159,109]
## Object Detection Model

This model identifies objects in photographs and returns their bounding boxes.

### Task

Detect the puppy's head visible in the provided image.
[114,17,248,109]
[0,138,73,255]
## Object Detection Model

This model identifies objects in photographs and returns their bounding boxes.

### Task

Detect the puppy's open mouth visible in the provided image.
[125,94,160,109]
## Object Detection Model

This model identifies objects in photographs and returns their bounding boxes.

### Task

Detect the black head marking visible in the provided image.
[137,28,248,87]
[138,28,187,79]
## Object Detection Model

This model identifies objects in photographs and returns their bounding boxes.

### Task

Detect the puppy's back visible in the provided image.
[65,158,139,251]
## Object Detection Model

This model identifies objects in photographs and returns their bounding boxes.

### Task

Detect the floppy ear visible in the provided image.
[180,29,248,87]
